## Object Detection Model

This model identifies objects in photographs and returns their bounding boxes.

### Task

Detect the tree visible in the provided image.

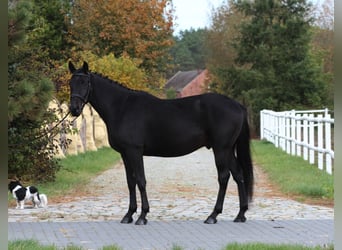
[8,0,63,182]
[27,0,71,60]
[310,0,334,109]
[205,1,245,93]
[209,0,329,133]
[67,0,174,83]
[169,28,208,76]
[55,51,151,103]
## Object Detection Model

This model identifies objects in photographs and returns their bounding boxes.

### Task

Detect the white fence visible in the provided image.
[260,109,334,174]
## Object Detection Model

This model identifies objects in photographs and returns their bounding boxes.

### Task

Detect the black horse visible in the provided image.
[68,61,254,225]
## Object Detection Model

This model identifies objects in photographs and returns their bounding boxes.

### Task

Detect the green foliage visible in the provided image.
[83,52,149,91]
[57,51,151,103]
[165,88,178,99]
[8,0,66,182]
[170,28,208,75]
[27,0,71,60]
[8,115,62,182]
[207,0,330,133]
[8,0,33,46]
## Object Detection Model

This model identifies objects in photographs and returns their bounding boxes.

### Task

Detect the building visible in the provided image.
[165,69,208,98]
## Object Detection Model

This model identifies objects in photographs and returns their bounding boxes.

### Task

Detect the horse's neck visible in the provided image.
[88,76,129,123]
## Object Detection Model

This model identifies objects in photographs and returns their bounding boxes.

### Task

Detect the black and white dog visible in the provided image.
[8,180,48,209]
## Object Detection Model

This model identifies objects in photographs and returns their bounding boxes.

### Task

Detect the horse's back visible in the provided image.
[200,93,245,125]
[142,93,245,156]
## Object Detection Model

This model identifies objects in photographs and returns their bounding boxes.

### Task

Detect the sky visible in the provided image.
[172,0,324,35]
[172,0,226,34]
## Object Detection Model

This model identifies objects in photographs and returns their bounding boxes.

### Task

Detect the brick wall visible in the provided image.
[180,70,208,97]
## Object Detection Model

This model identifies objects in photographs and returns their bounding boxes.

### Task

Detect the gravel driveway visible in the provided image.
[8,147,333,222]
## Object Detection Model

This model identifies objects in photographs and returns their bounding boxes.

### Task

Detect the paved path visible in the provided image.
[9,220,333,250]
[8,148,334,249]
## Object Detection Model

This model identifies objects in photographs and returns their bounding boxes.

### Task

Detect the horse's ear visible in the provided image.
[82,61,89,73]
[69,61,76,73]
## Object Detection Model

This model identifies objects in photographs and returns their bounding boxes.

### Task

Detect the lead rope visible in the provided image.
[9,110,78,147]
[31,110,73,142]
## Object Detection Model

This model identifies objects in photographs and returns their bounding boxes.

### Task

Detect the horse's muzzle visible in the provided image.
[69,97,84,117]
[69,105,82,117]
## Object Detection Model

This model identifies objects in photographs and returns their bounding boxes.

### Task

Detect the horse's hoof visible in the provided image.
[120,216,133,224]
[135,217,147,225]
[233,216,246,223]
[204,217,217,224]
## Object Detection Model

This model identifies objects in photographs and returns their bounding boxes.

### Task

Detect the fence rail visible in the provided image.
[260,109,334,174]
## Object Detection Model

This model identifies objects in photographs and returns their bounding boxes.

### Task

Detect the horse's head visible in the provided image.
[68,61,91,117]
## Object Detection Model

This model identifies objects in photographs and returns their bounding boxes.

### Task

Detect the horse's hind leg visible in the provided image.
[230,160,249,222]
[205,149,231,224]
[135,160,150,225]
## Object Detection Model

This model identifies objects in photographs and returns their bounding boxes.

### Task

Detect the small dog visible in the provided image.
[8,180,48,209]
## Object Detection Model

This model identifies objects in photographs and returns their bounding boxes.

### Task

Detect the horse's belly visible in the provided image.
[143,133,208,157]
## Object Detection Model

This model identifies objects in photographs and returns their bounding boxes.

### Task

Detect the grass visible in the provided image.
[8,240,333,250]
[223,243,333,250]
[42,147,121,198]
[8,240,122,250]
[8,147,121,203]
[251,140,334,201]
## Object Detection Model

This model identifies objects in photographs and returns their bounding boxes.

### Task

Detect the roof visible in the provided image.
[165,70,204,92]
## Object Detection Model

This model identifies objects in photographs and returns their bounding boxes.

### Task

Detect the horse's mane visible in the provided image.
[91,72,145,94]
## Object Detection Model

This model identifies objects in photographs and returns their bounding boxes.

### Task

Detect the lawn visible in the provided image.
[41,147,121,199]
[251,140,333,203]
[8,240,333,250]
[8,147,121,204]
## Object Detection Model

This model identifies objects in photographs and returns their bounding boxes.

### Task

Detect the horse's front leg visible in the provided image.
[121,153,137,224]
[121,150,150,225]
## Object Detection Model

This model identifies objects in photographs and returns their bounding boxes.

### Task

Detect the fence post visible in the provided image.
[317,114,323,170]
[325,113,332,174]
[303,114,308,161]
[284,112,291,154]
[274,112,279,147]
[260,110,264,140]
[309,114,315,164]
[296,113,301,157]
[279,113,284,150]
[291,110,296,155]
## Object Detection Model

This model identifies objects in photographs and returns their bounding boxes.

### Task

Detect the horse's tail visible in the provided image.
[236,109,254,202]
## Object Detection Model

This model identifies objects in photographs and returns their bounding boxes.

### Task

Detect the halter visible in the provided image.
[70,72,92,104]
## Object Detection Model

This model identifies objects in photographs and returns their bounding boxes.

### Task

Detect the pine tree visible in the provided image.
[170,29,208,75]
[8,0,62,182]
[211,0,329,132]
[27,0,71,60]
